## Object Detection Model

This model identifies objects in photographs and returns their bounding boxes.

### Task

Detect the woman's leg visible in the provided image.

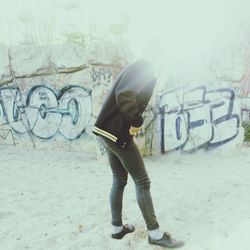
[100,136,159,230]
[106,147,128,227]
[99,136,185,247]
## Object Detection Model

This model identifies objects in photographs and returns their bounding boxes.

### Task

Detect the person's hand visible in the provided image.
[129,126,142,136]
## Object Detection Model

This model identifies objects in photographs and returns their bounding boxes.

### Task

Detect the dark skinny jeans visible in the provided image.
[99,136,160,230]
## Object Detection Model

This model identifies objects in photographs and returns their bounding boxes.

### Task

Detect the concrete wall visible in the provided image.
[0,45,244,156]
[154,86,244,154]
[0,44,118,154]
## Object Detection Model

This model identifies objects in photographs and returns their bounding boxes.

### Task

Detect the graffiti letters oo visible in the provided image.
[158,86,241,153]
[0,85,92,140]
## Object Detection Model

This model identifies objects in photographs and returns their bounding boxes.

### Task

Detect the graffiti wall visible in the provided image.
[0,45,117,151]
[0,45,245,155]
[0,85,92,143]
[157,86,244,153]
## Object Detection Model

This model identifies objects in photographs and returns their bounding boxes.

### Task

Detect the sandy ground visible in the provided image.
[1,143,250,250]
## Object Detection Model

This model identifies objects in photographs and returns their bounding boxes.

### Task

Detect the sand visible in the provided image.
[1,144,250,250]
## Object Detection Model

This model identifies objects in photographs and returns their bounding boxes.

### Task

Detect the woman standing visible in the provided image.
[93,59,184,248]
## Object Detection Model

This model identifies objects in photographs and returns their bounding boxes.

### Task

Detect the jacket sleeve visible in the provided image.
[115,60,153,127]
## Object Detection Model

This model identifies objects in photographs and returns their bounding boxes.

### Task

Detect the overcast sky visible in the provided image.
[1,0,250,82]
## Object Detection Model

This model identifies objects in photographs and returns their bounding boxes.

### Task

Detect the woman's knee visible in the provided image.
[112,176,127,189]
[135,175,151,190]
